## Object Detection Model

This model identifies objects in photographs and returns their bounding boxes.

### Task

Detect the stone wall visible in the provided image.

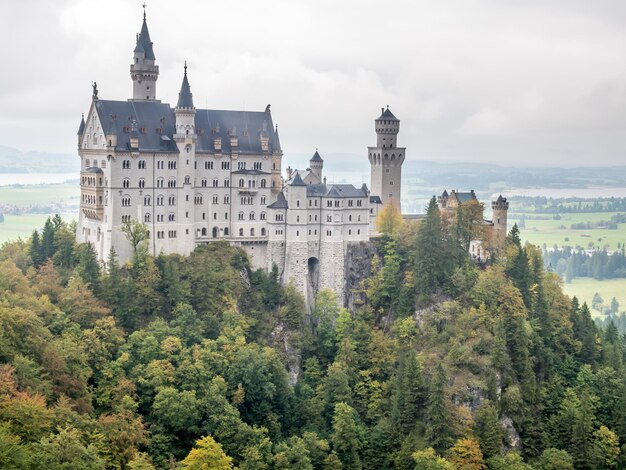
[344,240,377,310]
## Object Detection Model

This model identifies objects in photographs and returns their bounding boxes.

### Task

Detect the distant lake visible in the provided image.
[496,187,626,199]
[0,173,77,186]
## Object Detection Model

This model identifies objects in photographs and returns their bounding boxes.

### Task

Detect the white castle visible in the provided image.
[76,12,504,305]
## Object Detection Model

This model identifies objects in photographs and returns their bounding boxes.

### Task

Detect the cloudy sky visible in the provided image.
[1,0,625,166]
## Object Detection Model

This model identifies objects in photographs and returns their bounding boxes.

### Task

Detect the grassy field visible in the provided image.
[511,212,626,251]
[0,182,79,205]
[562,277,626,316]
[0,214,77,245]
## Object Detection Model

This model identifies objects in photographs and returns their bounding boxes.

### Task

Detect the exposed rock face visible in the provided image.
[344,241,377,310]
[501,415,522,451]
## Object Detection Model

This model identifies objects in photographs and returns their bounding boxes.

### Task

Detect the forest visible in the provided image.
[543,246,626,282]
[0,201,625,469]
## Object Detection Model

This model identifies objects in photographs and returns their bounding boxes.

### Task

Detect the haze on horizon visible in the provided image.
[1,0,625,167]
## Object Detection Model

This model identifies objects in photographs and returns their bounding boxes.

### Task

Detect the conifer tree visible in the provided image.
[414,196,444,297]
[475,401,503,459]
[331,403,363,470]
[426,364,453,454]
[30,230,43,268]
[41,217,56,261]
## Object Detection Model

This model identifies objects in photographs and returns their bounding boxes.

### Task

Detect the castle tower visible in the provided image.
[368,106,405,206]
[491,195,509,250]
[130,8,159,101]
[173,63,196,254]
[309,150,324,182]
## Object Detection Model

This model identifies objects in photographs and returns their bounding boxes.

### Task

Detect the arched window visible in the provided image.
[123,178,130,188]
[260,179,266,188]
[239,178,244,188]
[260,212,266,220]
[138,178,145,188]
[184,175,191,184]
[239,228,244,236]
[144,195,151,206]
[212,227,218,238]
[261,228,266,236]
[250,211,255,220]
[250,228,255,236]
[224,228,229,236]
[144,213,151,222]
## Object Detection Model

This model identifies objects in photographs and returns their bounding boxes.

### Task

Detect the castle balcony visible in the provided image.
[80,202,104,221]
[237,188,258,195]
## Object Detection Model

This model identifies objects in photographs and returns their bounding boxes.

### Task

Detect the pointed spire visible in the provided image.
[290,172,307,186]
[310,150,323,162]
[137,6,155,60]
[77,114,85,135]
[176,62,194,108]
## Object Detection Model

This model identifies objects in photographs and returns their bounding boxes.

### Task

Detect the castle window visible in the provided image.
[205,161,213,169]
[238,212,244,220]
[144,213,151,222]
[261,196,266,205]
[195,195,203,205]
[239,179,245,188]
[156,195,164,206]
[168,230,177,238]
[357,200,362,207]
[213,212,217,220]
[225,213,228,220]
[349,215,352,221]
[239,228,244,236]
[349,229,352,235]
[157,214,164,222]
[296,216,300,222]
[222,161,230,170]
[251,228,255,236]
[275,213,283,222]
[184,176,191,184]
[202,178,207,187]
[157,178,164,188]
[168,179,176,188]
[224,228,229,235]
[123,179,130,188]
[250,212,255,220]
[357,229,361,235]
[390,181,393,186]
[224,195,230,204]
[169,213,175,221]
[296,230,299,237]
[202,213,206,220]
[308,230,311,235]
[326,230,331,236]
[144,195,151,206]
[335,201,340,207]
[386,169,390,173]
[327,215,332,222]
[327,201,332,208]
[260,212,266,220]
[168,196,176,206]
[315,200,318,207]
[121,215,131,223]
[260,179,266,188]
[296,200,300,207]
[168,161,177,170]
[121,196,131,207]
[261,228,266,236]
[122,159,130,169]
[212,195,218,204]
[224,179,230,187]
[101,160,106,168]
[348,200,353,207]
[254,162,262,170]
[157,161,164,169]
[238,161,246,170]
[139,178,145,188]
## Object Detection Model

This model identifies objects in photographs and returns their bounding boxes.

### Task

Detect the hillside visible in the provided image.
[0,145,78,173]
[0,210,623,469]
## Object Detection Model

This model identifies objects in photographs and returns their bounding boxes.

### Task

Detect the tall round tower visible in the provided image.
[491,195,509,249]
[368,107,406,206]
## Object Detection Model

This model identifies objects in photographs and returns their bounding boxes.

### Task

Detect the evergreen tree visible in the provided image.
[426,364,453,454]
[41,217,56,261]
[475,400,503,459]
[331,403,363,470]
[30,230,43,268]
[414,197,445,297]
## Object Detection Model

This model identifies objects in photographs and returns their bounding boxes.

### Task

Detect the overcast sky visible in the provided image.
[1,0,625,166]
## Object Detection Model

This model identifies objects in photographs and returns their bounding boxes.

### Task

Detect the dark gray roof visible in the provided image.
[232,169,270,175]
[77,114,85,135]
[456,191,477,204]
[441,189,448,197]
[176,66,194,108]
[290,173,306,186]
[370,195,382,204]
[496,195,506,203]
[310,150,323,162]
[93,100,281,154]
[306,184,368,198]
[85,167,103,174]
[376,107,399,121]
[137,17,155,60]
[268,192,288,209]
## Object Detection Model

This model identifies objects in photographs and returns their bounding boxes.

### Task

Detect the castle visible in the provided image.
[76,11,507,305]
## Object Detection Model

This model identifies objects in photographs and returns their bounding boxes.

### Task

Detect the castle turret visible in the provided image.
[130,7,159,100]
[368,106,406,207]
[309,150,324,182]
[491,195,509,249]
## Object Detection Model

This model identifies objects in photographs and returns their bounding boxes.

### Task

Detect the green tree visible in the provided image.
[331,403,363,470]
[591,426,620,469]
[536,448,574,470]
[121,219,150,256]
[414,197,445,297]
[426,364,453,454]
[181,435,234,470]
[474,400,503,459]
[412,447,454,470]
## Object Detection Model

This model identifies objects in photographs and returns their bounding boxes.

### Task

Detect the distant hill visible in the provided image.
[0,145,78,173]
